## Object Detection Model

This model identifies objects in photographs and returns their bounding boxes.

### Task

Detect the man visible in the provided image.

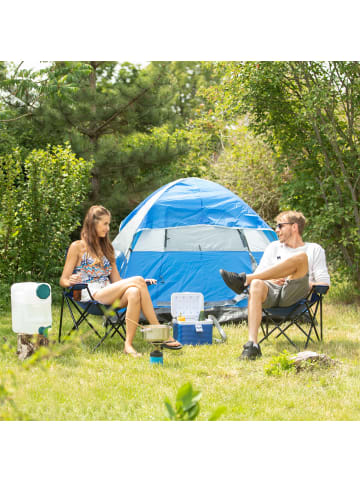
[220,211,330,360]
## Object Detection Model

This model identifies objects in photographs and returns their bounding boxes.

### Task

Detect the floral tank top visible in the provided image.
[76,252,112,284]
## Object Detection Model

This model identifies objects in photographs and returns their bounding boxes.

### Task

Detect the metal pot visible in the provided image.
[142,324,171,343]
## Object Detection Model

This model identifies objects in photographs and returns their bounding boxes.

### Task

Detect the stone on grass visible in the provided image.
[289,351,337,371]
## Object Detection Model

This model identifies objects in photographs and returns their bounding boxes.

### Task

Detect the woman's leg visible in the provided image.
[130,277,180,346]
[93,277,144,305]
[93,280,143,355]
[132,277,159,324]
[94,276,160,322]
[94,277,181,350]
[121,287,142,355]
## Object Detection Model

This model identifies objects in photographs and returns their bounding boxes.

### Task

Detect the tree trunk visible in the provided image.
[16,334,49,361]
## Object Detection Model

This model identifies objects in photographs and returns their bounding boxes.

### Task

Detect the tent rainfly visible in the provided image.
[112,177,277,322]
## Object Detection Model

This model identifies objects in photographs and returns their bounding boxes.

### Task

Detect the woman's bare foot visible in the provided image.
[124,343,142,357]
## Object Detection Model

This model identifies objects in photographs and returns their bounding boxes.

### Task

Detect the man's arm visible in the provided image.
[310,245,330,287]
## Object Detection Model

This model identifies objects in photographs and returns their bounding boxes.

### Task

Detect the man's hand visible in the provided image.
[271,278,286,286]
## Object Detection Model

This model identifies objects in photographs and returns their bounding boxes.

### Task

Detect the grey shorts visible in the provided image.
[262,274,310,309]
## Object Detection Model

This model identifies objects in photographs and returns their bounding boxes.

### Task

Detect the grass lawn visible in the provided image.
[1,299,360,421]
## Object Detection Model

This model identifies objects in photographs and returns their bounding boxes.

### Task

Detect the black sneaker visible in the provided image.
[239,341,262,360]
[220,269,247,294]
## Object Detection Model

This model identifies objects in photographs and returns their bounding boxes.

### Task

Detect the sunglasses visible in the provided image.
[275,222,294,230]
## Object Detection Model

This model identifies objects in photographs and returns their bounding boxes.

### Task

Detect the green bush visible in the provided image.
[0,143,93,285]
[264,350,296,376]
[327,276,359,305]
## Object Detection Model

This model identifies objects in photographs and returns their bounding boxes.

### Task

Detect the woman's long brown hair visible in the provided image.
[80,205,115,265]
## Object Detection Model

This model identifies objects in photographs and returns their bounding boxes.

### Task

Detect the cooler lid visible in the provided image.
[171,292,204,318]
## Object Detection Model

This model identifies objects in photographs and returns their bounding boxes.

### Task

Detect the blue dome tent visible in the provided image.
[112,177,277,322]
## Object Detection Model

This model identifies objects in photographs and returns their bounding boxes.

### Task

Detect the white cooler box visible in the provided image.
[171,292,213,345]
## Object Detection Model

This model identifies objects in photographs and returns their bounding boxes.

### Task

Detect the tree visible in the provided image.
[0,61,219,231]
[212,61,360,288]
[24,61,182,222]
[170,67,281,224]
[0,144,93,283]
[210,118,280,223]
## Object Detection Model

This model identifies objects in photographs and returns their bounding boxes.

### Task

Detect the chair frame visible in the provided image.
[258,285,328,349]
[59,283,126,351]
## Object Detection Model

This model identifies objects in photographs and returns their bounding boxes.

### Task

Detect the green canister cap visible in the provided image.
[36,283,51,299]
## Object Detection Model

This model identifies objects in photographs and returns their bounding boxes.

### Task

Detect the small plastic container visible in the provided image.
[11,282,52,335]
[171,292,213,345]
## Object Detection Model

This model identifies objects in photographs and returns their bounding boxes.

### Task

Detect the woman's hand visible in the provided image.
[68,273,82,286]
[145,278,157,285]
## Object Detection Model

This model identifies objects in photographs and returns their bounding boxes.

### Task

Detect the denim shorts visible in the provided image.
[262,274,310,308]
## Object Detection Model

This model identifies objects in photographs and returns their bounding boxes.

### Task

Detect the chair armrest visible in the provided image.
[71,283,88,290]
[312,285,329,295]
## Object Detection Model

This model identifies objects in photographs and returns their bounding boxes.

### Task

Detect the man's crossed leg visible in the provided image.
[220,252,309,360]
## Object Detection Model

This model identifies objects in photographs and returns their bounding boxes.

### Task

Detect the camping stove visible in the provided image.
[141,325,171,365]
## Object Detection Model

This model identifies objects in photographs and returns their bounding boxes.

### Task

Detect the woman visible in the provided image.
[60,205,182,357]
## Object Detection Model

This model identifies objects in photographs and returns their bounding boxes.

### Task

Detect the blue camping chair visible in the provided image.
[258,285,329,349]
[58,282,127,351]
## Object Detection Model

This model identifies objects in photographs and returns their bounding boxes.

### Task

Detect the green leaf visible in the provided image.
[164,398,176,420]
[208,406,226,421]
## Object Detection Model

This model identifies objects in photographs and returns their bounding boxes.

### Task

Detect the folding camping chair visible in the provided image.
[58,281,127,351]
[258,284,329,350]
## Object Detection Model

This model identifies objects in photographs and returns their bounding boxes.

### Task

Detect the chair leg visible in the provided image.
[59,292,65,343]
[291,320,316,343]
[261,323,266,337]
[259,323,298,349]
[273,324,298,349]
[92,326,115,351]
[66,302,88,336]
[64,298,102,339]
[320,296,323,340]
[277,318,317,348]
[259,292,326,349]
[60,290,126,349]
[83,319,102,338]
[93,313,126,351]
[110,324,126,341]
[304,317,320,347]
[302,300,321,347]
[258,323,278,345]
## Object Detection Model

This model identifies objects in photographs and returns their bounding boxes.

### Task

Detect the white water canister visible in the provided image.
[11,282,52,334]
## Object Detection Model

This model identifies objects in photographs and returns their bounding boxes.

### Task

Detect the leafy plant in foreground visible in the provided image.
[164,382,226,421]
[264,350,296,376]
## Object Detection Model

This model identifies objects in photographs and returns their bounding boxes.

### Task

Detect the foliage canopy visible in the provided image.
[0,144,93,283]
[212,61,360,286]
[0,61,220,231]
